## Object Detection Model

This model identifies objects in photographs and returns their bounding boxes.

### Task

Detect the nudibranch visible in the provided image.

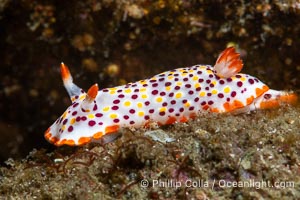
[45,47,297,146]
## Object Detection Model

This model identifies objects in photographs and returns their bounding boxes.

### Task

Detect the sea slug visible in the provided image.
[45,47,297,146]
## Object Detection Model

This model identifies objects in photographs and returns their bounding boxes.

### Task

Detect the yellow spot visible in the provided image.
[156,97,163,103]
[79,94,86,100]
[194,83,201,88]
[61,125,66,131]
[200,66,206,69]
[109,90,116,94]
[124,88,132,93]
[240,77,246,81]
[62,111,68,119]
[141,94,148,99]
[124,101,131,107]
[88,114,95,119]
[103,106,110,112]
[70,118,76,125]
[189,69,194,73]
[137,102,143,108]
[212,80,217,85]
[138,111,144,117]
[71,97,75,101]
[184,102,190,107]
[139,80,147,84]
[193,76,199,81]
[224,86,231,93]
[231,77,236,80]
[150,77,157,81]
[159,107,167,112]
[212,89,218,95]
[175,92,182,98]
[167,76,174,80]
[165,86,171,91]
[181,73,188,76]
[110,113,118,119]
[140,88,147,92]
[176,82,182,86]
[206,70,213,74]
[200,91,206,97]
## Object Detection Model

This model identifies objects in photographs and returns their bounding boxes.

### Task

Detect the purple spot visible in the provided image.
[113,119,120,123]
[231,91,237,97]
[73,103,79,108]
[144,115,150,120]
[102,89,109,92]
[185,84,191,88]
[194,97,199,102]
[160,92,166,96]
[237,81,243,87]
[209,74,213,78]
[226,98,230,102]
[179,108,184,112]
[145,101,150,106]
[207,93,212,96]
[143,84,148,87]
[76,116,81,122]
[72,111,77,116]
[174,78,179,81]
[131,94,138,99]
[248,79,254,84]
[162,102,168,106]
[169,108,174,113]
[209,83,214,87]
[112,106,119,110]
[117,89,122,93]
[152,90,158,95]
[175,86,180,90]
[123,115,129,120]
[150,79,156,83]
[171,100,176,105]
[159,112,165,116]
[93,104,98,111]
[198,79,204,83]
[206,80,211,84]
[165,82,172,86]
[98,122,103,125]
[188,91,194,95]
[63,119,68,125]
[227,78,232,82]
[113,99,120,104]
[183,78,188,82]
[134,89,139,92]
[88,120,96,126]
[159,78,165,81]
[197,71,202,75]
[96,113,103,117]
[81,116,87,121]
[129,109,135,114]
[264,94,272,99]
[205,87,209,90]
[149,109,155,114]
[118,94,125,98]
[189,74,193,78]
[208,100,214,105]
[201,101,206,105]
[196,87,201,91]
[218,93,224,98]
[152,83,158,87]
[130,121,135,125]
[189,106,194,111]
[68,126,73,132]
[219,80,225,84]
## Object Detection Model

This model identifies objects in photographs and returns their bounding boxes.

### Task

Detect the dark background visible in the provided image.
[0,0,299,163]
